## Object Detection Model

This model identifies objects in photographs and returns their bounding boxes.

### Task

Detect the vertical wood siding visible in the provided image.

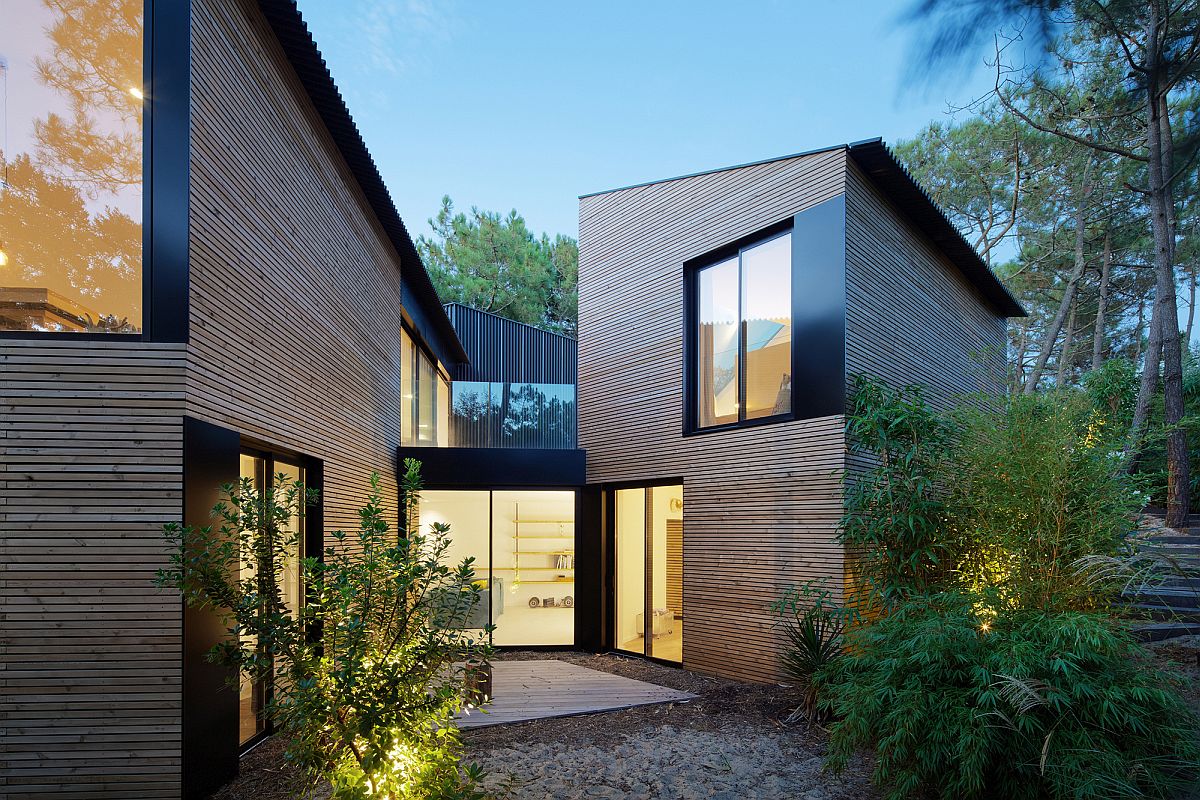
[578,150,848,683]
[188,0,407,534]
[844,161,1007,402]
[445,304,577,384]
[0,340,186,799]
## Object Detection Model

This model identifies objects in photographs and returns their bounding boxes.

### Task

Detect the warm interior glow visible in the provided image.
[129,86,144,100]
[0,249,8,267]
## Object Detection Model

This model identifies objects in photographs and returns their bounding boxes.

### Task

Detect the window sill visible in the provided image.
[682,412,795,437]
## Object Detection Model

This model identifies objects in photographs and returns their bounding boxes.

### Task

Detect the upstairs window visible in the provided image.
[691,229,793,431]
[401,326,449,446]
[0,0,144,333]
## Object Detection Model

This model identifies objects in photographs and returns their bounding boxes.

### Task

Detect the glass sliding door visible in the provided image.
[614,488,646,655]
[416,489,576,647]
[614,484,683,663]
[237,450,307,749]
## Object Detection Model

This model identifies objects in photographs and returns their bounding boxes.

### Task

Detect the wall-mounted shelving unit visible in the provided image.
[511,504,575,586]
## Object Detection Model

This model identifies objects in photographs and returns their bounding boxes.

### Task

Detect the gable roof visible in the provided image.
[582,138,1025,318]
[256,0,469,362]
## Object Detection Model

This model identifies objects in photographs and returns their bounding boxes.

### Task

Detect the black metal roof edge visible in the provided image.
[256,0,469,362]
[846,139,1026,318]
[578,142,846,199]
[444,302,578,343]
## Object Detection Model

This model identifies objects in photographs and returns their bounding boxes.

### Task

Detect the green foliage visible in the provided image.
[157,461,491,800]
[1083,358,1138,429]
[839,374,951,608]
[946,390,1140,611]
[818,597,1200,800]
[417,196,578,336]
[770,581,857,721]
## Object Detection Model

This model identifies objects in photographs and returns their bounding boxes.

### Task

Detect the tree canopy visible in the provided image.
[417,196,578,337]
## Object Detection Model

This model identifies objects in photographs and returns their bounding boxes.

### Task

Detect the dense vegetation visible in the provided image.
[789,375,1200,800]
[896,0,1200,525]
[158,461,491,800]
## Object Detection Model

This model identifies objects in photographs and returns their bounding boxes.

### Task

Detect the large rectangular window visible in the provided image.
[238,449,308,749]
[401,326,448,446]
[692,230,792,430]
[0,0,144,333]
[418,489,576,647]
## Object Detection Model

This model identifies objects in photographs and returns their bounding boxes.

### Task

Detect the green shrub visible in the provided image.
[947,390,1141,611]
[818,596,1200,800]
[157,460,491,800]
[770,581,857,722]
[839,374,951,609]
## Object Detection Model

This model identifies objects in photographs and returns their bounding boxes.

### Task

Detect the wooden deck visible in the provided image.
[455,660,697,729]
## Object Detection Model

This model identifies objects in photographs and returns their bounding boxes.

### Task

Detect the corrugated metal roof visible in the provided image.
[444,303,577,384]
[256,0,469,362]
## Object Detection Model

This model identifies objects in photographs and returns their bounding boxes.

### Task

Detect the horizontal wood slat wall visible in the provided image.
[1,340,186,799]
[578,150,848,683]
[844,162,1007,402]
[188,0,407,535]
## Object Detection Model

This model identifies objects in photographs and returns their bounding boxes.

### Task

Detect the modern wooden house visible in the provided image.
[0,1,1020,797]
[577,141,1023,683]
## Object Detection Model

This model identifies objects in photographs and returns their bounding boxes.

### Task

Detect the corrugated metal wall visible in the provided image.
[445,303,577,383]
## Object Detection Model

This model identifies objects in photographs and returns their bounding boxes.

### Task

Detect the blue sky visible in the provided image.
[297,0,996,242]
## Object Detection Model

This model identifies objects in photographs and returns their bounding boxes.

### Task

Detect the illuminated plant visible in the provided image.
[157,459,491,799]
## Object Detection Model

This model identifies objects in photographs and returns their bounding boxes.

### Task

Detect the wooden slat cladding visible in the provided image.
[578,150,848,683]
[445,304,577,384]
[0,339,186,799]
[187,0,406,534]
[844,161,1007,403]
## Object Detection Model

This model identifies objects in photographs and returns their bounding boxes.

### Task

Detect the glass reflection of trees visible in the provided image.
[450,382,577,449]
[0,0,143,333]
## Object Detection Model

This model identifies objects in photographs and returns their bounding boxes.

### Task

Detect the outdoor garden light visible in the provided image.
[129,85,144,100]
[0,247,8,267]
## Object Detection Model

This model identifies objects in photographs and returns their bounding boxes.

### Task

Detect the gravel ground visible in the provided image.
[213,649,873,800]
[213,643,1200,800]
[465,651,873,800]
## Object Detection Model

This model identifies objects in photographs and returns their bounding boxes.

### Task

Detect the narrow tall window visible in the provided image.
[693,230,792,430]
[0,0,144,333]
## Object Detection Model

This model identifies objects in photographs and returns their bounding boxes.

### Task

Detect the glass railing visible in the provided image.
[450,382,576,449]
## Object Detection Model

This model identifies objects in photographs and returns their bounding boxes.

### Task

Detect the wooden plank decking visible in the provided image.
[455,660,696,729]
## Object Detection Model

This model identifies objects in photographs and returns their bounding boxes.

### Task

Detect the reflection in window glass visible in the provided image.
[0,0,144,333]
[694,233,792,428]
[418,353,436,442]
[238,454,266,746]
[696,258,740,428]
[741,234,792,419]
[437,374,450,447]
[400,329,415,443]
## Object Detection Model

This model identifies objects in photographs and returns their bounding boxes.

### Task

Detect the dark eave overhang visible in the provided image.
[256,0,469,364]
[846,138,1026,318]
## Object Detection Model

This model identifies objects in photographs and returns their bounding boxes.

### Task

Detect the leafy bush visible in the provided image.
[818,596,1200,800]
[839,374,951,609]
[947,390,1141,611]
[157,460,491,800]
[770,581,856,722]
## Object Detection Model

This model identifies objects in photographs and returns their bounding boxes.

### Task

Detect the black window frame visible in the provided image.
[683,218,798,435]
[237,442,323,754]
[0,0,190,344]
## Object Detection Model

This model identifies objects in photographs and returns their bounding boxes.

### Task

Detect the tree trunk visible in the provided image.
[1126,297,1163,467]
[1014,318,1030,392]
[1091,231,1112,371]
[1026,189,1091,394]
[1145,11,1189,526]
[1134,297,1146,364]
[1187,262,1197,347]
[1057,298,1077,387]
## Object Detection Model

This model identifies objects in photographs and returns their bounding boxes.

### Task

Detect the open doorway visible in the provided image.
[613,483,683,663]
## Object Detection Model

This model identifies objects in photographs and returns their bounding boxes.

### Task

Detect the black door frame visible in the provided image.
[601,478,685,666]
